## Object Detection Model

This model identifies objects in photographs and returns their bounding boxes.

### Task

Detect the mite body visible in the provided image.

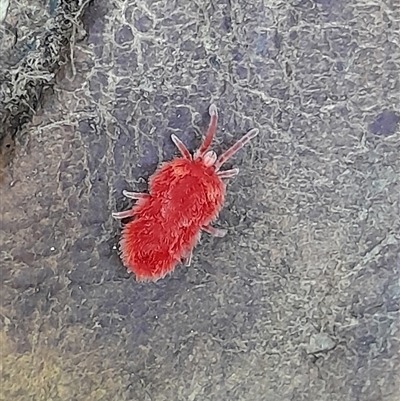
[113,104,259,281]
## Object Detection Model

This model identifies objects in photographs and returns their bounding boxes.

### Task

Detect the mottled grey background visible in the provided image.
[1,1,399,400]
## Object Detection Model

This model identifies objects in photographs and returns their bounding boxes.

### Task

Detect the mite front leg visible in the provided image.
[171,134,192,160]
[202,224,227,237]
[195,104,218,159]
[217,168,239,179]
[214,128,259,171]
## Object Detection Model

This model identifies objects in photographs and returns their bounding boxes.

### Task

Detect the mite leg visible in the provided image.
[112,191,150,219]
[214,128,259,172]
[112,209,135,219]
[181,249,193,267]
[202,224,227,237]
[123,190,150,200]
[217,168,239,179]
[194,104,218,159]
[171,134,192,160]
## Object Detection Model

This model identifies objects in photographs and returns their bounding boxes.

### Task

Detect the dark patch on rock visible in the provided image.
[135,15,153,33]
[369,110,399,136]
[115,25,134,45]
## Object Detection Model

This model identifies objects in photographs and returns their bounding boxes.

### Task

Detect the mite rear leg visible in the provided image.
[202,224,227,237]
[122,190,150,200]
[113,191,150,219]
[112,209,135,219]
[171,134,192,160]
[217,168,239,179]
[181,249,193,267]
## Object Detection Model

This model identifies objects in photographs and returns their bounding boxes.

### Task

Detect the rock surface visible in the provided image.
[1,1,399,400]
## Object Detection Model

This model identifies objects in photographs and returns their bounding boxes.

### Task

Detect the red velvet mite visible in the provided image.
[112,104,259,281]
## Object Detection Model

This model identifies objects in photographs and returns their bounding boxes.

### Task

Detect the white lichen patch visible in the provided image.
[0,0,10,23]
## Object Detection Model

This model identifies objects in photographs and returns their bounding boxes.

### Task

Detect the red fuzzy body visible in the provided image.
[113,104,259,281]
[120,158,225,280]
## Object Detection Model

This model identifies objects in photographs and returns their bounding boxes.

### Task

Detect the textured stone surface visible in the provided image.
[1,0,399,400]
[0,0,89,179]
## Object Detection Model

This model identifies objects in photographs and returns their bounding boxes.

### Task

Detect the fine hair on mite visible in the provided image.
[113,104,259,282]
